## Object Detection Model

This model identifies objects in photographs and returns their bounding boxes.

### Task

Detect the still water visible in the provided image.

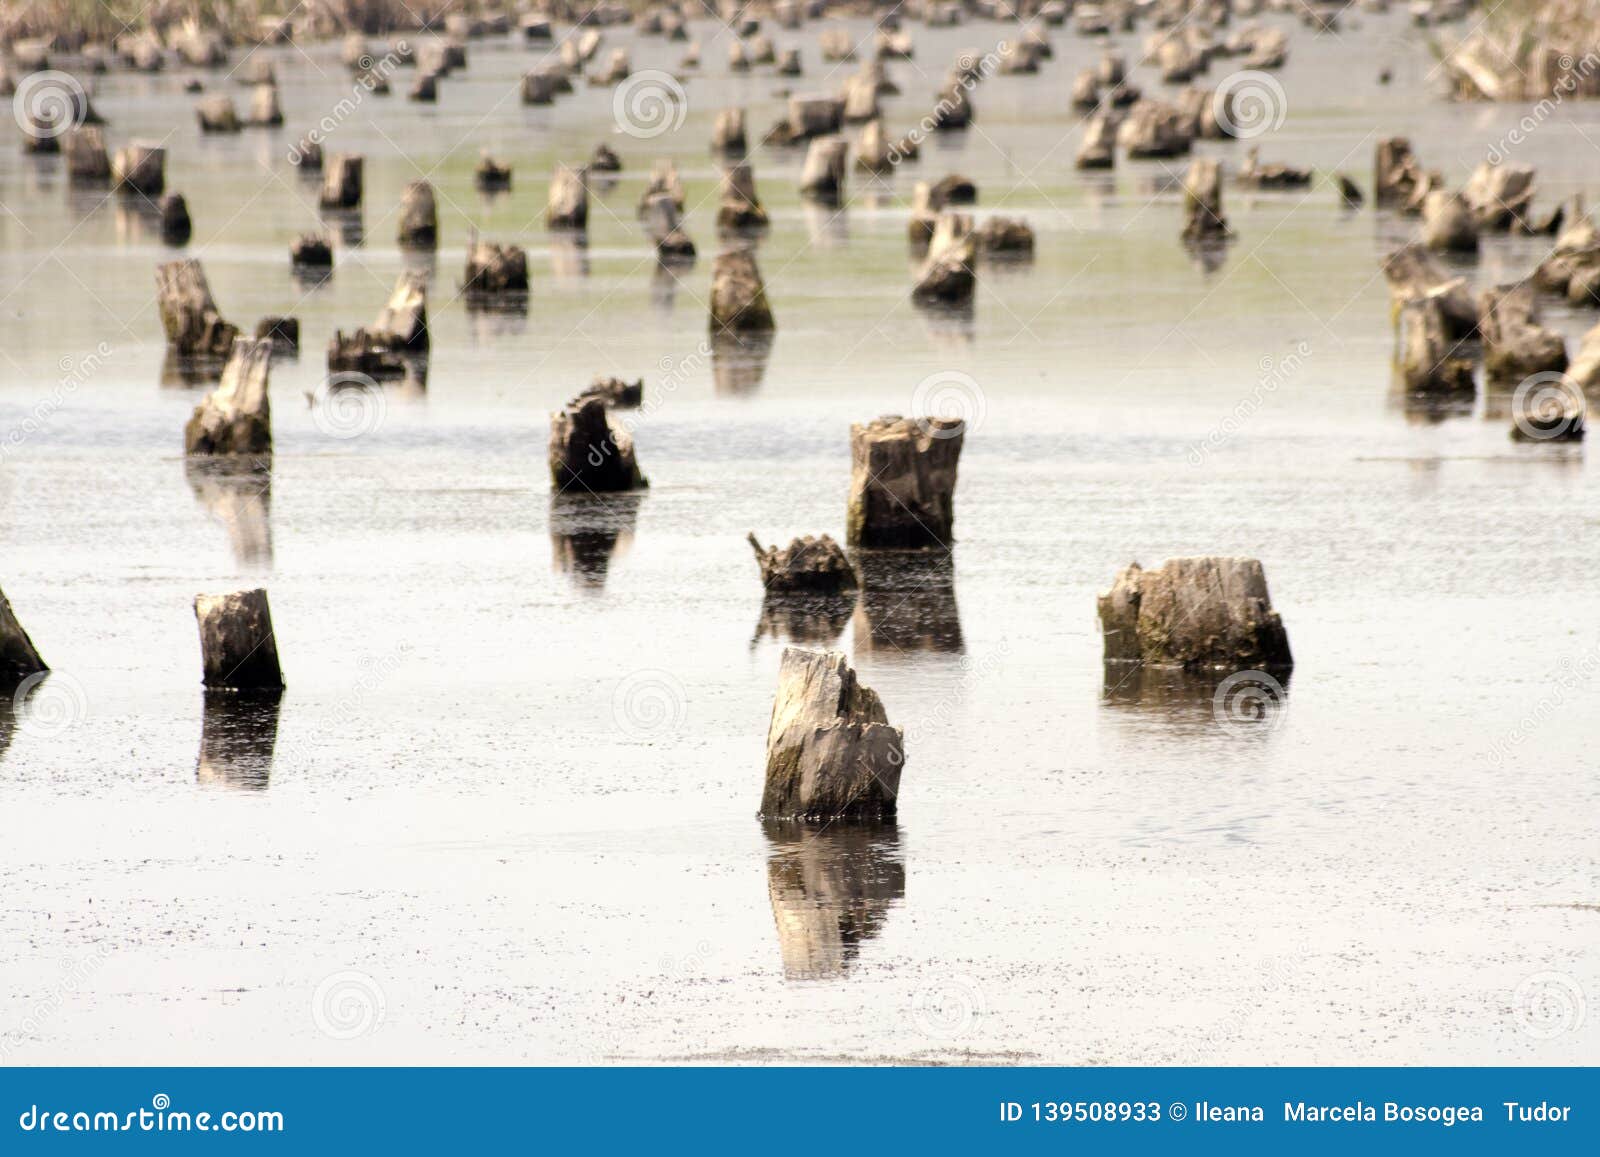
[0,11,1596,1063]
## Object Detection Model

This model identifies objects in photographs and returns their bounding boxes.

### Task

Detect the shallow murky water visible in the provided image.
[0,11,1596,1065]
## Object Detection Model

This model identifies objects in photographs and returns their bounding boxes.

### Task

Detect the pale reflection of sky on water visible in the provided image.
[0,12,1595,1065]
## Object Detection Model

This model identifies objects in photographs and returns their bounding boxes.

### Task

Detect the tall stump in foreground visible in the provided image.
[846,415,964,549]
[1098,556,1292,672]
[194,588,284,690]
[761,648,904,821]
[184,337,273,457]
[548,395,647,493]
[0,586,48,688]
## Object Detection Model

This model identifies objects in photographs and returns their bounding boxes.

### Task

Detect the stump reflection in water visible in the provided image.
[197,691,282,790]
[710,331,775,396]
[1100,663,1293,736]
[751,591,857,647]
[851,549,964,656]
[762,819,904,981]
[185,458,272,570]
[548,492,642,592]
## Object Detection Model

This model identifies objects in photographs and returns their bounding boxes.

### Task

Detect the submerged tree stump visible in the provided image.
[716,162,768,230]
[709,249,775,333]
[319,153,364,209]
[712,107,746,152]
[194,589,284,690]
[546,164,589,229]
[1396,294,1475,395]
[64,125,110,183]
[760,648,904,821]
[184,337,272,457]
[799,137,848,201]
[1181,157,1229,240]
[398,179,438,247]
[1098,557,1293,671]
[373,271,429,351]
[913,212,977,304]
[1480,283,1568,385]
[159,193,192,244]
[156,259,238,358]
[112,142,165,196]
[548,395,647,492]
[462,237,529,295]
[847,416,964,549]
[0,586,48,689]
[748,534,858,593]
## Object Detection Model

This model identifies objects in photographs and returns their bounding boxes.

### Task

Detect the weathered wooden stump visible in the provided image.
[1099,557,1292,671]
[64,125,110,183]
[855,120,891,172]
[799,137,848,202]
[642,193,695,261]
[548,395,647,492]
[716,163,768,230]
[462,237,529,295]
[475,152,512,191]
[912,212,977,304]
[319,153,363,210]
[1374,137,1423,208]
[195,94,241,133]
[546,163,588,229]
[760,648,904,821]
[709,248,775,333]
[0,586,48,689]
[1181,157,1229,240]
[159,192,191,244]
[156,259,238,358]
[1382,244,1478,338]
[184,337,272,457]
[847,415,963,549]
[1421,190,1479,253]
[1119,100,1190,158]
[712,107,747,152]
[398,179,438,247]
[373,271,429,352]
[977,216,1035,255]
[579,376,643,408]
[748,534,858,593]
[112,142,165,196]
[290,233,333,271]
[1463,161,1534,231]
[246,84,282,127]
[1480,283,1567,385]
[1396,294,1475,395]
[194,589,284,690]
